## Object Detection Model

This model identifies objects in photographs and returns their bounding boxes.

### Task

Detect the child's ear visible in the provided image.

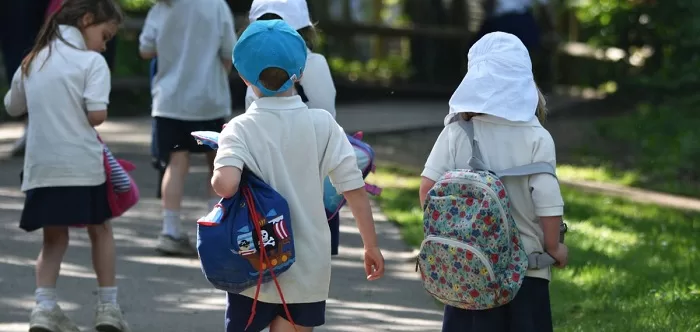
[80,13,95,28]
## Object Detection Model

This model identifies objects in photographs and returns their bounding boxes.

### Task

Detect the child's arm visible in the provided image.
[218,1,236,74]
[211,123,248,198]
[299,55,337,117]
[84,57,111,127]
[138,7,159,60]
[529,134,567,266]
[323,117,384,279]
[419,127,454,204]
[343,187,384,280]
[3,68,28,117]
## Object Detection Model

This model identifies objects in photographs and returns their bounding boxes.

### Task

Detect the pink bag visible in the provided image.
[45,0,62,18]
[99,136,140,218]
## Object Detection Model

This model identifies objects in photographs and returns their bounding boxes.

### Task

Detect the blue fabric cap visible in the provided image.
[233,19,308,96]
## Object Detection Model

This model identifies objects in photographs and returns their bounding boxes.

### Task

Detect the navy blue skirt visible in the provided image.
[442,277,553,332]
[19,183,113,232]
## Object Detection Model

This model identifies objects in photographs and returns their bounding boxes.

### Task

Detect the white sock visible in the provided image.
[207,198,220,211]
[97,287,118,305]
[162,209,181,238]
[35,288,58,310]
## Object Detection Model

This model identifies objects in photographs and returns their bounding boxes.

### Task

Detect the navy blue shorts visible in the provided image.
[19,183,113,232]
[442,277,552,332]
[225,293,326,332]
[329,213,340,256]
[151,116,225,197]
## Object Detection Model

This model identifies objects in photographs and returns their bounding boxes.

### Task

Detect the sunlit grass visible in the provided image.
[369,165,700,331]
[557,164,640,186]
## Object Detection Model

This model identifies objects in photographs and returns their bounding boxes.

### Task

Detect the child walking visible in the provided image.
[212,19,385,331]
[2,0,130,331]
[245,0,343,256]
[418,32,568,332]
[139,0,237,256]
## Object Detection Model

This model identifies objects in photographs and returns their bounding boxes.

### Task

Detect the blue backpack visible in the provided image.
[196,169,295,294]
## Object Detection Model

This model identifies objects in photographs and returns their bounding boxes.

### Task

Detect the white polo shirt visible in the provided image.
[214,96,365,303]
[139,0,236,121]
[4,25,108,191]
[422,115,564,280]
[245,51,337,118]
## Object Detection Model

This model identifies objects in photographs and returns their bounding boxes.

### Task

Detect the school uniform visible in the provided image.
[3,25,113,231]
[219,20,365,330]
[246,0,341,256]
[423,32,564,332]
[139,0,236,181]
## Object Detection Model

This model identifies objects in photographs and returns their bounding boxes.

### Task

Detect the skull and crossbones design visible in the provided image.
[260,230,276,248]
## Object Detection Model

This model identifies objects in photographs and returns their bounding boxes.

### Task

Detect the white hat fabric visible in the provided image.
[445,32,538,125]
[249,0,312,31]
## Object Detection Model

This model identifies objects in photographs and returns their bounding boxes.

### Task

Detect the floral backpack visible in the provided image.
[417,119,559,310]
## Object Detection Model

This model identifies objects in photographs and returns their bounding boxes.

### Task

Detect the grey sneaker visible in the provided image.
[156,233,197,256]
[95,303,131,332]
[29,305,81,332]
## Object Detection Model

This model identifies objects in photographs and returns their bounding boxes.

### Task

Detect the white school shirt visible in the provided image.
[214,96,364,303]
[244,51,337,118]
[139,0,236,121]
[3,26,109,192]
[422,115,564,280]
[493,0,548,16]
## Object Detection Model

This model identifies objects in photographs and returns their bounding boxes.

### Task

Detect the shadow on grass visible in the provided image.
[371,165,700,332]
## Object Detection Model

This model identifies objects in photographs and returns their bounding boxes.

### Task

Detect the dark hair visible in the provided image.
[258,67,290,91]
[255,13,318,51]
[21,0,123,76]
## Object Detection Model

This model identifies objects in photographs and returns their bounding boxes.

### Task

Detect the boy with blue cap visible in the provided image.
[211,19,385,332]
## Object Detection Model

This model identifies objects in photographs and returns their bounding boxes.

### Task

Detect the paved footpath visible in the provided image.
[0,105,445,331]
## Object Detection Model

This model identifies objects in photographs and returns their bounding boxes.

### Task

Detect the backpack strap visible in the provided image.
[458,119,558,179]
[459,119,565,270]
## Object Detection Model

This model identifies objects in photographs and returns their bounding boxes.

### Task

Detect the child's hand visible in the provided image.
[364,246,385,281]
[548,243,569,268]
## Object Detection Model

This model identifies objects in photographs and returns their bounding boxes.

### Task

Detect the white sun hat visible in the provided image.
[445,32,539,125]
[249,0,313,31]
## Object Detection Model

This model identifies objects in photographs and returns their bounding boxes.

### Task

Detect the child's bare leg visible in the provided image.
[31,227,80,332]
[206,151,220,210]
[158,151,196,255]
[35,226,69,308]
[87,223,116,287]
[88,223,130,329]
[270,316,314,332]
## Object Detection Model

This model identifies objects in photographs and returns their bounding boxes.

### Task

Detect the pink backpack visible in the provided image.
[99,136,139,217]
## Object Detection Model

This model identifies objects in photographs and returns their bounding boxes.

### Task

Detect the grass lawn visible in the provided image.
[367,165,700,332]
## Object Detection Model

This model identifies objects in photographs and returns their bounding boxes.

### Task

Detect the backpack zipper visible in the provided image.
[440,178,510,237]
[420,235,496,282]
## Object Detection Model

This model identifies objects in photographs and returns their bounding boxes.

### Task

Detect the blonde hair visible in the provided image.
[535,87,548,123]
[460,86,548,123]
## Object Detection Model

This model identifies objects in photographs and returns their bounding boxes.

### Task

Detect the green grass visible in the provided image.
[368,165,700,332]
[556,165,640,186]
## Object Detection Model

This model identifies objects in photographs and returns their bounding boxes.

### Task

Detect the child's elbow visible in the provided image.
[211,170,240,198]
[87,110,107,127]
